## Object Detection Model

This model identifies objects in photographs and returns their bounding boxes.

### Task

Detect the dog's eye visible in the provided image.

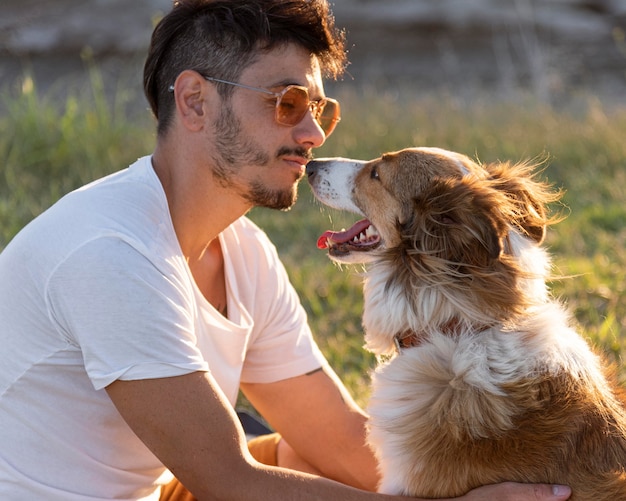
[370,166,380,180]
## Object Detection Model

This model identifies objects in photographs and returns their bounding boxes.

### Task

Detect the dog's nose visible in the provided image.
[305,160,321,180]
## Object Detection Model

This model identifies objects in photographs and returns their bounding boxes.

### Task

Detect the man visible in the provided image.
[0,1,571,500]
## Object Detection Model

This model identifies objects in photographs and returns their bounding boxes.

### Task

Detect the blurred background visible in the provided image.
[2,0,626,105]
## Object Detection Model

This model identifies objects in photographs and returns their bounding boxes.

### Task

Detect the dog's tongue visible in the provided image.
[317,219,372,249]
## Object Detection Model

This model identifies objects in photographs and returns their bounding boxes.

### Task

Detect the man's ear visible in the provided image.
[170,70,210,131]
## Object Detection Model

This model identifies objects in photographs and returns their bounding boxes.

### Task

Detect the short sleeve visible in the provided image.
[232,225,327,383]
[46,237,208,390]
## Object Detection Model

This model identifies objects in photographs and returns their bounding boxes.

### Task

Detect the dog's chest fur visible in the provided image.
[366,303,626,498]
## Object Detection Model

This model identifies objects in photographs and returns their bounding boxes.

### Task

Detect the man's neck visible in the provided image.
[151,143,250,262]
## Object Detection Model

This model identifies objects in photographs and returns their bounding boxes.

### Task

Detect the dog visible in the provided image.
[306,147,626,500]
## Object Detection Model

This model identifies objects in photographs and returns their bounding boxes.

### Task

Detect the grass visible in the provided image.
[1,72,625,406]
[0,71,154,239]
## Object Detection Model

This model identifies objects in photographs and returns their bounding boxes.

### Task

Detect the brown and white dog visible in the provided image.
[306,147,626,500]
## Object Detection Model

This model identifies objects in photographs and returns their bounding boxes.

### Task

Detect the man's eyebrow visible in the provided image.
[267,79,304,88]
[266,79,326,100]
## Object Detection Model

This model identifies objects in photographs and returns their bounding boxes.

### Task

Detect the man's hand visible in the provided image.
[461,482,571,501]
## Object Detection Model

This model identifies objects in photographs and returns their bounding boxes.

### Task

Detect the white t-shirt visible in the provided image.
[0,156,327,500]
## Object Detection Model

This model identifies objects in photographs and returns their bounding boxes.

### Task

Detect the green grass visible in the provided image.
[0,72,154,239]
[1,73,625,406]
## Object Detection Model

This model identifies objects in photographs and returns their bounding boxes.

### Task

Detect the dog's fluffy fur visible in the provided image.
[306,147,626,500]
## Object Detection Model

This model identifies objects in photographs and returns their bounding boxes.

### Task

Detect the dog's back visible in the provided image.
[367,311,626,499]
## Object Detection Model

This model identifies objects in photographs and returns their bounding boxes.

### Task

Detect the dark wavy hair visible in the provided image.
[143,0,347,135]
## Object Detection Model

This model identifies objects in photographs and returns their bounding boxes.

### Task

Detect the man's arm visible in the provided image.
[107,371,570,501]
[107,371,401,500]
[240,366,572,501]
[241,365,378,490]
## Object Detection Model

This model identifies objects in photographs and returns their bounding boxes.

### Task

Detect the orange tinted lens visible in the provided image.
[316,99,340,136]
[276,86,310,126]
[276,87,340,136]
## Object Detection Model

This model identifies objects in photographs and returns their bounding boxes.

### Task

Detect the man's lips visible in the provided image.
[283,155,310,176]
[284,156,308,167]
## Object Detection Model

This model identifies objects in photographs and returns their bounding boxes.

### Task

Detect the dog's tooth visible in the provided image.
[364,227,376,241]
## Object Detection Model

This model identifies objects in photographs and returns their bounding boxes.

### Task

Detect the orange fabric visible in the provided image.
[159,433,282,500]
[247,432,281,466]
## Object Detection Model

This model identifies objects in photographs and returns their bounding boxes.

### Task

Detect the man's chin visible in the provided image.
[247,184,297,211]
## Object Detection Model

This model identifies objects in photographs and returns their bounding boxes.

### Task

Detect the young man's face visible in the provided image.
[207,44,331,211]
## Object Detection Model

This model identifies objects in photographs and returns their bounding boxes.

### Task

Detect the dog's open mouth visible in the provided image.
[317,219,381,255]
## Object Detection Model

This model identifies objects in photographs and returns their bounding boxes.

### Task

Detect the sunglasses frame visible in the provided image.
[169,75,340,136]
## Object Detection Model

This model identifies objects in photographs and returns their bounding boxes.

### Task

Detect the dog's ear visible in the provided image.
[484,160,561,244]
[399,178,528,320]
[407,178,510,267]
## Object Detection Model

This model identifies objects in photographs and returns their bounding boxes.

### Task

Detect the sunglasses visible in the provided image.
[169,76,341,136]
